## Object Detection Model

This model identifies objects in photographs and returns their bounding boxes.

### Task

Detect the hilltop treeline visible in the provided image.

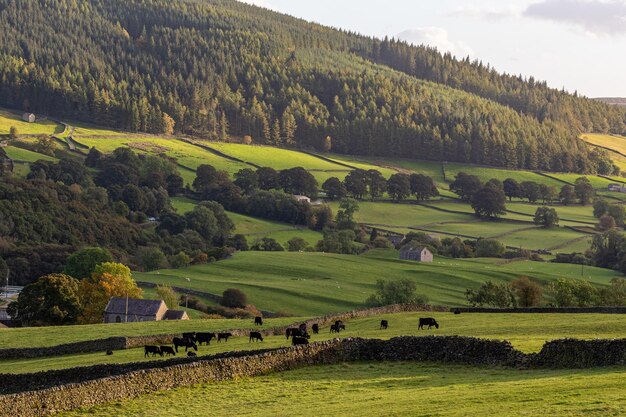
[0,0,623,172]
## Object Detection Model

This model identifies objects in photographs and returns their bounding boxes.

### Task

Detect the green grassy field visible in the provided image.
[60,361,626,417]
[443,163,563,187]
[172,197,323,247]
[0,110,64,135]
[3,145,58,162]
[0,317,302,350]
[134,250,621,315]
[6,312,626,374]
[326,201,476,228]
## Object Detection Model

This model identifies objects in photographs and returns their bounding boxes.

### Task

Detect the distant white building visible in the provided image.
[21,113,35,123]
[293,195,311,203]
[608,183,626,193]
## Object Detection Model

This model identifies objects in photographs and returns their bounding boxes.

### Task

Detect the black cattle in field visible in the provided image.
[106,350,113,356]
[298,323,307,333]
[217,332,232,342]
[286,328,310,339]
[255,316,263,326]
[453,309,461,315]
[187,351,197,357]
[312,323,319,334]
[182,332,197,342]
[173,337,198,352]
[196,332,217,345]
[330,324,339,333]
[292,336,309,346]
[160,346,176,356]
[249,331,263,342]
[380,320,388,330]
[418,318,439,330]
[333,320,345,332]
[144,345,162,358]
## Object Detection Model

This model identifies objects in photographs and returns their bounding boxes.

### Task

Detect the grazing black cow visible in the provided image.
[312,323,319,334]
[144,345,162,358]
[287,328,310,339]
[255,316,263,326]
[330,324,339,333]
[196,332,217,345]
[182,332,197,342]
[418,318,439,330]
[334,320,345,332]
[173,337,198,352]
[453,309,461,315]
[292,336,309,346]
[160,346,176,356]
[249,331,263,342]
[380,320,388,330]
[217,332,232,342]
[298,323,307,333]
[106,350,113,356]
[187,351,197,357]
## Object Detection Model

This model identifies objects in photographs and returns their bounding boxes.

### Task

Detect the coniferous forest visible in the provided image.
[0,0,624,172]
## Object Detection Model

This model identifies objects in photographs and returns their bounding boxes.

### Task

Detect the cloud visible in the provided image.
[447,5,522,20]
[396,27,474,57]
[524,0,626,36]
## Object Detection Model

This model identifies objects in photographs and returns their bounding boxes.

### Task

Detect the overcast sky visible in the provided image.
[240,0,626,97]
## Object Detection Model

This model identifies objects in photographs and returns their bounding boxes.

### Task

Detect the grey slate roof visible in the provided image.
[105,297,165,317]
[400,245,427,252]
[163,310,188,320]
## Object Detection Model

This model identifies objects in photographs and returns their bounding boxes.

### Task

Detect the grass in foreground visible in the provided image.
[6,312,626,374]
[60,361,626,417]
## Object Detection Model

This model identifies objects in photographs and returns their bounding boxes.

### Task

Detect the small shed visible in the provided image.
[399,245,433,262]
[22,113,36,123]
[293,195,311,203]
[163,310,189,320]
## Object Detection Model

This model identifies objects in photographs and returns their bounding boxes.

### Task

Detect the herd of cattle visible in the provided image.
[142,316,440,358]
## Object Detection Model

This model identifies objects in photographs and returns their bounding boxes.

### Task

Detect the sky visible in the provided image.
[239,0,626,98]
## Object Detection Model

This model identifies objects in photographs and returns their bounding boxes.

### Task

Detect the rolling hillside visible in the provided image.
[134,250,621,315]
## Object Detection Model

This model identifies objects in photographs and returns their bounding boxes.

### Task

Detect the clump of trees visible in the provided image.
[366,279,428,307]
[465,277,542,308]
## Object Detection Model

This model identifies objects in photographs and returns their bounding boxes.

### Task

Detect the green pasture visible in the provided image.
[9,312,626,374]
[208,142,344,171]
[443,163,563,187]
[0,110,64,135]
[3,145,57,163]
[0,317,302,350]
[171,197,322,247]
[547,173,614,189]
[505,202,596,225]
[74,136,249,175]
[326,201,476,228]
[581,133,626,155]
[134,250,621,315]
[61,361,626,417]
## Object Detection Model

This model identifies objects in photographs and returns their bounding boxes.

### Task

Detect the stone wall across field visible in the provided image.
[0,303,444,360]
[0,336,522,416]
[4,335,626,416]
[453,307,626,314]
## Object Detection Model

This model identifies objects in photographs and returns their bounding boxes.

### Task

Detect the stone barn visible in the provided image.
[21,113,36,123]
[103,297,189,323]
[399,245,433,262]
